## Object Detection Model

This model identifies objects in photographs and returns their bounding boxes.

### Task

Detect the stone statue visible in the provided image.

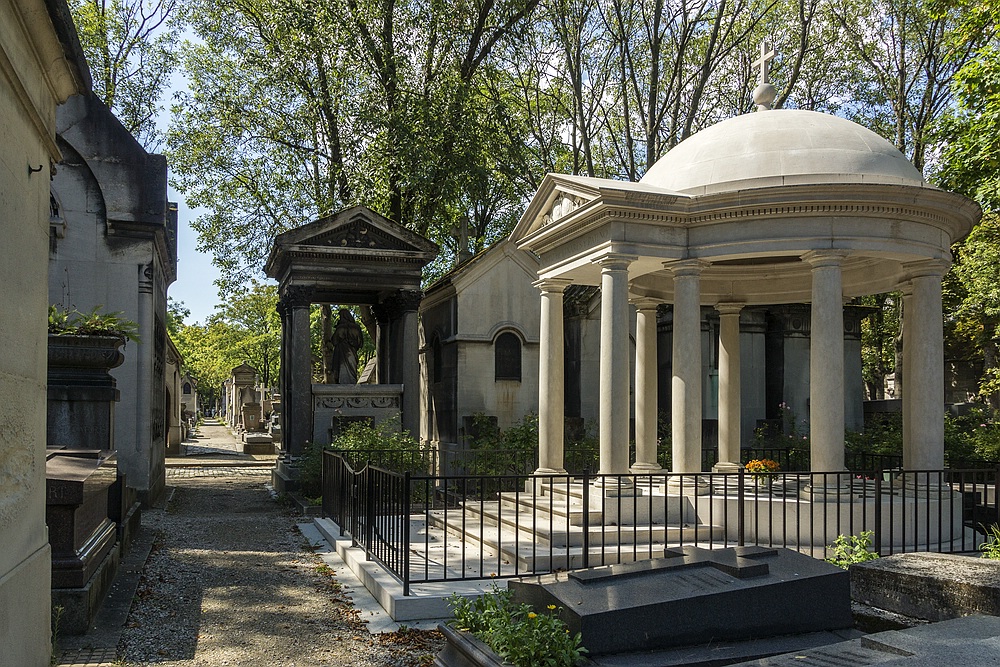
[331,309,363,384]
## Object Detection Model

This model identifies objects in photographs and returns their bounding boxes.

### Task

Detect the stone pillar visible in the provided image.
[535,279,571,475]
[285,286,314,461]
[714,303,744,472]
[803,251,849,495]
[398,290,423,439]
[669,260,705,475]
[903,260,949,472]
[900,285,913,462]
[596,255,635,481]
[275,300,288,455]
[371,302,391,385]
[632,299,662,473]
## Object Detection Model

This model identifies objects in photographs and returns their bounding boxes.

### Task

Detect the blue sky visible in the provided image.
[168,185,220,325]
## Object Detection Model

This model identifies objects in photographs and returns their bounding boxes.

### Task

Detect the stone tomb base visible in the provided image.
[243,432,275,455]
[851,552,1000,623]
[509,545,852,656]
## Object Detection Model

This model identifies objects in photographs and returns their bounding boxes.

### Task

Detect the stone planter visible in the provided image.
[47,334,125,450]
[47,333,126,374]
[434,624,508,667]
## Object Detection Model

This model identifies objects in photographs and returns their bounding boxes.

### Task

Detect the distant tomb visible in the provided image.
[509,545,852,656]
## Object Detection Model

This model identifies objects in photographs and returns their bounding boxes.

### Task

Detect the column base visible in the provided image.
[895,475,952,497]
[592,475,639,495]
[799,480,854,502]
[630,461,664,474]
[532,467,568,476]
[662,475,712,496]
[712,461,744,473]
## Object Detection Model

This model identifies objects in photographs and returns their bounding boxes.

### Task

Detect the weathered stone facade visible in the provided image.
[0,0,90,663]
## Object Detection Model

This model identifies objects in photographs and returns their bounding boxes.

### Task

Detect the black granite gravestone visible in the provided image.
[509,545,852,656]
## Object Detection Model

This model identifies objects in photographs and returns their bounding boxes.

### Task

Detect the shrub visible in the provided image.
[449,584,587,667]
[826,530,879,568]
[980,524,1000,559]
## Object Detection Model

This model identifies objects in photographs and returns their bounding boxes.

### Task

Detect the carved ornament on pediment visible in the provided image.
[313,219,411,252]
[544,193,588,226]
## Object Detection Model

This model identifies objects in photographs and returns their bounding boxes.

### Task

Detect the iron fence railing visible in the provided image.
[321,450,1000,595]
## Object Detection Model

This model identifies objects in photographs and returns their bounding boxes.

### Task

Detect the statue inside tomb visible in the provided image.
[331,309,363,384]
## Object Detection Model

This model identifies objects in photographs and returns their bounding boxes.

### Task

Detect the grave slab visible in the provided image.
[508,546,852,656]
[730,614,1000,666]
[851,552,1000,622]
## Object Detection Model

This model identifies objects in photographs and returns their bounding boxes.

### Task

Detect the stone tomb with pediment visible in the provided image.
[265,206,438,491]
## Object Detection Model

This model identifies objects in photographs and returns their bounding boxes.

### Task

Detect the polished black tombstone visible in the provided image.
[509,545,852,657]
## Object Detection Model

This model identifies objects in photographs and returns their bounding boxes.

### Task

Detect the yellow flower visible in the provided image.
[528,612,537,619]
[547,604,556,610]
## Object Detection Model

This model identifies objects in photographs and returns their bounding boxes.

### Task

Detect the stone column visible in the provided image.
[714,302,744,472]
[535,279,571,475]
[632,299,662,473]
[903,260,949,473]
[285,286,313,462]
[900,285,913,456]
[596,255,636,483]
[371,302,391,385]
[669,260,705,476]
[397,290,423,439]
[803,251,849,496]
[275,300,288,455]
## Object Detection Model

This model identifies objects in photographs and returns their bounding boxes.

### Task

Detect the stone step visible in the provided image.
[497,492,603,526]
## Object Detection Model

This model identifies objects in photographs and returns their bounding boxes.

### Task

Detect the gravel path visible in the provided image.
[116,471,443,666]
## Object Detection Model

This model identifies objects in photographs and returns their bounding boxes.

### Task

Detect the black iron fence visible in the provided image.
[321,450,1000,595]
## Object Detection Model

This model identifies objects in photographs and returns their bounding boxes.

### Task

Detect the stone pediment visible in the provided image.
[270,206,438,258]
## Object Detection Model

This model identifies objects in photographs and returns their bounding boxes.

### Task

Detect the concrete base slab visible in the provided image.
[730,615,1000,666]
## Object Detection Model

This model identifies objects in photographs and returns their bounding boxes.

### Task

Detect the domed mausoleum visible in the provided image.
[512,107,980,496]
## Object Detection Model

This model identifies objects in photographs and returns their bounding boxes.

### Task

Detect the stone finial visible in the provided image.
[752,40,777,111]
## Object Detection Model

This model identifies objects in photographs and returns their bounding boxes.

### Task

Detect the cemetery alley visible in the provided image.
[55,420,444,667]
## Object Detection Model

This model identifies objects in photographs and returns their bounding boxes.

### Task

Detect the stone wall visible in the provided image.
[0,0,89,663]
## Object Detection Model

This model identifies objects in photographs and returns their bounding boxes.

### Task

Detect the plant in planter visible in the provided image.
[48,305,140,342]
[441,584,587,667]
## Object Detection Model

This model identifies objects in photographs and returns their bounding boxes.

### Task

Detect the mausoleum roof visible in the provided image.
[640,109,926,195]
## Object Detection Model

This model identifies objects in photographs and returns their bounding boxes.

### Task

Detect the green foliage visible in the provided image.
[170,281,280,407]
[68,0,182,149]
[979,524,1000,559]
[332,414,421,453]
[826,530,880,569]
[48,305,140,342]
[845,413,903,456]
[462,413,539,475]
[298,440,325,499]
[448,584,587,667]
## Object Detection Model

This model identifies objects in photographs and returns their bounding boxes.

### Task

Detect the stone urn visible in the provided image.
[47,334,126,450]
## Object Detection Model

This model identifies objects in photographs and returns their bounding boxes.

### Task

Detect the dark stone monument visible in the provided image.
[46,451,121,634]
[508,545,852,656]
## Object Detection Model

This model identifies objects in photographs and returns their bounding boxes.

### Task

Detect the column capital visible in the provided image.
[715,301,745,316]
[630,296,661,311]
[532,278,573,294]
[665,258,708,277]
[283,284,314,308]
[801,249,850,268]
[901,258,951,280]
[593,253,636,272]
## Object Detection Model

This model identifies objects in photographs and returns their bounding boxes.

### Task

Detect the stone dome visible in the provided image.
[640,109,926,195]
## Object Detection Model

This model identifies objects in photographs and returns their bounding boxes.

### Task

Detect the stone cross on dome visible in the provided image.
[752,40,777,111]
